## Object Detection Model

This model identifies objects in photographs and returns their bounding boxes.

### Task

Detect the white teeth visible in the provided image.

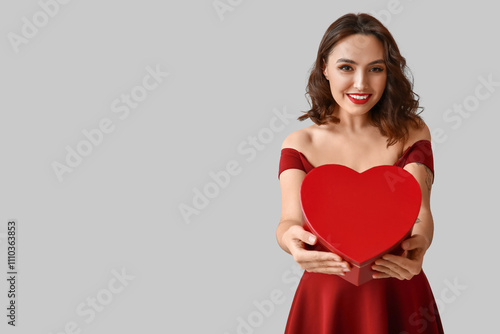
[348,94,369,100]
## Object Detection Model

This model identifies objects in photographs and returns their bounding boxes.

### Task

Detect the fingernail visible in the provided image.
[309,236,316,244]
[343,268,350,272]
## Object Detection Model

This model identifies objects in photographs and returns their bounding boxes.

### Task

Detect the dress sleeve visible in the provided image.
[278,148,307,179]
[401,140,435,184]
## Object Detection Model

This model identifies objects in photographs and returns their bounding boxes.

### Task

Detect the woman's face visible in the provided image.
[323,34,387,118]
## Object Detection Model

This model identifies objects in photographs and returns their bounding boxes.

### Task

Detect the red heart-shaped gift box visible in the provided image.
[300,164,421,286]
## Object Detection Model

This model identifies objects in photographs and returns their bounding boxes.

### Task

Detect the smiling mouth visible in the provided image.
[347,93,372,104]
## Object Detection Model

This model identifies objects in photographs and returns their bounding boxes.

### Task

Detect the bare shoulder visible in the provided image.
[281,126,314,151]
[405,119,432,148]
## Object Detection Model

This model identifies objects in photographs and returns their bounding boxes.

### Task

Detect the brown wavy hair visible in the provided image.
[299,13,423,147]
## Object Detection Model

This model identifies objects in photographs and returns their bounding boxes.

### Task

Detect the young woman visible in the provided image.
[276,13,444,333]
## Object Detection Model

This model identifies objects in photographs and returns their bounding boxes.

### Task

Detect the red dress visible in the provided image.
[278,140,444,334]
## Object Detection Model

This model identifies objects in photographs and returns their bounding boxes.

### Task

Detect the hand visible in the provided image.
[282,225,351,275]
[371,234,430,280]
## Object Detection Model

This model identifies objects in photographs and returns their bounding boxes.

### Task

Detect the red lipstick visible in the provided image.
[347,93,372,105]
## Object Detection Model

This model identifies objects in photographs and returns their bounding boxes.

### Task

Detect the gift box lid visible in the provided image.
[300,164,421,267]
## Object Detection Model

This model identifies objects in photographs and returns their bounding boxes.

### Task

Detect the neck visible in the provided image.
[333,106,372,134]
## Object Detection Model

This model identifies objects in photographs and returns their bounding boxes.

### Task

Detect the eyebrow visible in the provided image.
[336,58,385,66]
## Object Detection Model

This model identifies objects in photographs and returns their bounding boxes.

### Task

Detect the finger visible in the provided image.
[373,259,412,280]
[289,228,344,261]
[401,235,426,251]
[372,271,391,279]
[406,247,425,261]
[299,230,318,246]
[382,252,424,271]
[287,238,306,255]
[297,245,344,262]
[292,248,342,265]
[381,254,412,268]
[306,262,351,275]
[309,267,347,275]
[401,238,413,250]
[371,263,405,280]
[381,255,422,277]
[297,253,350,272]
[306,260,350,271]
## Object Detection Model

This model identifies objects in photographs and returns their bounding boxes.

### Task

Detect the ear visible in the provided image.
[322,58,328,80]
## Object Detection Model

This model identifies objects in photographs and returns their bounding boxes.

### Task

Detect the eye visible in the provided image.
[370,66,384,73]
[338,65,353,71]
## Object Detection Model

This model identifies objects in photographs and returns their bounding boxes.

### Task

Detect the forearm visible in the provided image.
[276,219,302,254]
[411,209,434,251]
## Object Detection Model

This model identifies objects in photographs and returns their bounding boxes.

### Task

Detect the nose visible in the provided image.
[353,71,368,91]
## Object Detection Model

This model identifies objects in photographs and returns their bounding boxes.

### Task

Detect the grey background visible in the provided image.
[0,0,498,333]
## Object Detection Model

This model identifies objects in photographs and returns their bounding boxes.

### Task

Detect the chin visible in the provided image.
[341,103,375,116]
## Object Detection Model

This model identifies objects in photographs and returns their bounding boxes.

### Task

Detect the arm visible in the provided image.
[276,132,350,275]
[276,168,307,254]
[371,161,435,280]
[372,129,436,280]
[277,168,350,274]
[406,162,435,250]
